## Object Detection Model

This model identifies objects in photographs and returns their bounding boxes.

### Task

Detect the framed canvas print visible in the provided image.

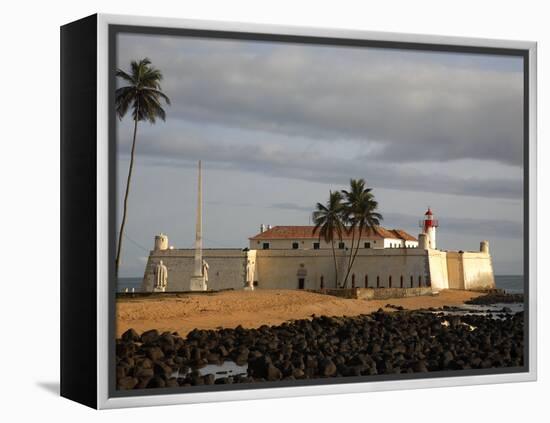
[60,14,537,409]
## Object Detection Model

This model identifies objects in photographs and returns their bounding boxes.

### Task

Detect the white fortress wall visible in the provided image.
[141,249,247,292]
[254,248,430,290]
[461,251,496,290]
[426,250,450,290]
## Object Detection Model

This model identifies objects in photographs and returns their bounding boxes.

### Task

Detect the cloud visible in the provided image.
[117,34,524,166]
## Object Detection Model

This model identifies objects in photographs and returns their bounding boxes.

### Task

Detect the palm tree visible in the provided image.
[312,191,346,287]
[341,179,383,288]
[114,58,171,278]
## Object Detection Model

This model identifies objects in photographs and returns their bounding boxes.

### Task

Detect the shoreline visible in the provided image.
[116,289,485,337]
[116,296,524,389]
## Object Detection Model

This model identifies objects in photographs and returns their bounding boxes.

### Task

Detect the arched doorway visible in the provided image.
[297,264,307,289]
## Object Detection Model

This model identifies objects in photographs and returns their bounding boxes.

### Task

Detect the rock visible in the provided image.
[121,328,140,342]
[203,374,216,385]
[146,376,166,388]
[413,360,428,372]
[206,353,221,364]
[320,358,337,377]
[117,376,138,390]
[144,346,164,361]
[154,361,173,378]
[266,364,282,381]
[166,378,179,388]
[248,356,271,379]
[141,329,160,344]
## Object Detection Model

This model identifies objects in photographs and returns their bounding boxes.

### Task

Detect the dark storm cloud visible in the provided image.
[118,128,522,199]
[117,34,524,166]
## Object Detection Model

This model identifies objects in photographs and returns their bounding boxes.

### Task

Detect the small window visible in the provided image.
[418,275,422,287]
[364,242,371,249]
[400,275,404,288]
[365,275,368,288]
[262,242,270,250]
[320,275,324,289]
[313,242,320,250]
[389,276,392,288]
[376,276,380,288]
[292,242,299,250]
[351,274,356,288]
[410,276,414,288]
[338,242,345,249]
[253,281,259,287]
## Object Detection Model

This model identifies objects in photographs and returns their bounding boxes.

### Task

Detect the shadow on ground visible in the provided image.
[36,381,60,396]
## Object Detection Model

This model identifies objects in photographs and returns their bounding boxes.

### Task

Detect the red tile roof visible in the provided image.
[249,226,417,241]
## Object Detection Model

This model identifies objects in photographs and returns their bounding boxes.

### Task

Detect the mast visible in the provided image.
[193,160,203,277]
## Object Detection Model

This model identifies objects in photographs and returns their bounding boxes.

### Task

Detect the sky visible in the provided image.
[115,32,524,277]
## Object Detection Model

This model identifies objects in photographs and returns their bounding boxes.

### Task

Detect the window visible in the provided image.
[313,242,320,250]
[365,275,368,288]
[262,242,270,250]
[338,242,345,249]
[364,242,371,248]
[400,275,404,288]
[376,276,380,288]
[410,276,413,288]
[320,275,324,289]
[292,242,299,250]
[418,275,422,287]
[389,276,392,288]
[351,274,356,288]
[253,281,259,287]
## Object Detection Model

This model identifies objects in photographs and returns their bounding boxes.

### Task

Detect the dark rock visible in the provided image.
[146,376,166,388]
[144,346,164,361]
[121,328,140,342]
[320,358,337,377]
[203,374,216,385]
[141,329,160,344]
[266,364,282,381]
[117,376,138,390]
[154,361,173,378]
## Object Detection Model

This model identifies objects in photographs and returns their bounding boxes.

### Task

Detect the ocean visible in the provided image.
[116,275,524,293]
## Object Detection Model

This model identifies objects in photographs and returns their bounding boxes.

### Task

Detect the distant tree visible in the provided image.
[114,58,171,278]
[312,191,346,287]
[341,179,383,288]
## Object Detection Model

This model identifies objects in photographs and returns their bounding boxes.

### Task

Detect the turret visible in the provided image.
[418,233,429,249]
[154,233,168,251]
[480,240,490,254]
[419,208,439,249]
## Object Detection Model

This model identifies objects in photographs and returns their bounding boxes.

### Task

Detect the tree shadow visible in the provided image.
[36,381,60,396]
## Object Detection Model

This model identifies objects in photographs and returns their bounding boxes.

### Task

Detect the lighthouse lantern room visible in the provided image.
[419,208,439,249]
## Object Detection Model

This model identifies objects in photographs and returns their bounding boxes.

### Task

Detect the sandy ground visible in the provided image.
[116,289,483,337]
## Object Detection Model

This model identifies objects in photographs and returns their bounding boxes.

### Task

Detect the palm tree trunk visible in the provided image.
[342,229,355,288]
[115,116,139,278]
[342,226,363,288]
[331,239,339,288]
[346,227,364,284]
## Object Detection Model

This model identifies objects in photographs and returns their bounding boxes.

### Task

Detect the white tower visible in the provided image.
[190,160,207,291]
[154,233,168,251]
[420,208,439,249]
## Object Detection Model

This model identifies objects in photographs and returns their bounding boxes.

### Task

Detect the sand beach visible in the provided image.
[116,289,483,337]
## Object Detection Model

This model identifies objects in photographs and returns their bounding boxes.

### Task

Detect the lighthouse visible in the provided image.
[420,208,439,249]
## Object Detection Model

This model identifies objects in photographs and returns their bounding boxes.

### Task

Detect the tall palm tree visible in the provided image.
[115,58,171,278]
[341,179,382,288]
[312,191,346,287]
